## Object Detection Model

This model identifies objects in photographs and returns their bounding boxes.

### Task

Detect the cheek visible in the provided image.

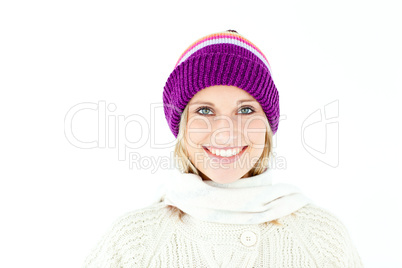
[186,116,211,150]
[243,118,267,147]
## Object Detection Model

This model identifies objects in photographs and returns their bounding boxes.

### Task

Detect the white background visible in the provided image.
[1,0,401,267]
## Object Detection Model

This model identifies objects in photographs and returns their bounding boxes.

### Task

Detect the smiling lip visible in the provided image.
[202,146,248,164]
[204,146,245,150]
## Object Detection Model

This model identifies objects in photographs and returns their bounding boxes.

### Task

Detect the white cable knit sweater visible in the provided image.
[83,200,364,267]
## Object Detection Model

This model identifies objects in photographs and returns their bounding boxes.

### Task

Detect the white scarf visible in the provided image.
[161,168,313,225]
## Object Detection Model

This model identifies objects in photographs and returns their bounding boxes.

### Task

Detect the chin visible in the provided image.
[203,169,246,184]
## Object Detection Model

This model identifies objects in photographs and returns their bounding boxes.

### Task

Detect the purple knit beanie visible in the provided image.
[163,29,280,138]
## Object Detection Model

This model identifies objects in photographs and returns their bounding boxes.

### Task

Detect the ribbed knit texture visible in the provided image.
[83,201,364,267]
[163,30,280,138]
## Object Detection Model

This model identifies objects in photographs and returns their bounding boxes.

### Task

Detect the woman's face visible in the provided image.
[185,85,268,184]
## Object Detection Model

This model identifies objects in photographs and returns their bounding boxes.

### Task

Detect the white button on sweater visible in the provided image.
[240,230,257,247]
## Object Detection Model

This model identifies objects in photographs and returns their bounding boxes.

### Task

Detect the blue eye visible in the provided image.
[239,107,254,114]
[197,107,213,115]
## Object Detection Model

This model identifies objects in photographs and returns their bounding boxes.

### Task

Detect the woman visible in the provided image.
[83,30,364,267]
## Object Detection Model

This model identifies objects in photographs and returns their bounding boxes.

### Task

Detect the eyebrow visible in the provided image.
[189,99,258,106]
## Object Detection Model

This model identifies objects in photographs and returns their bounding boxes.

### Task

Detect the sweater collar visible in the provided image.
[162,168,313,225]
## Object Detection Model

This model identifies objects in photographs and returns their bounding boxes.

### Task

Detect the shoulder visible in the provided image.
[282,203,364,267]
[101,201,169,240]
[289,202,350,230]
[286,203,353,243]
[111,201,168,229]
[83,201,169,267]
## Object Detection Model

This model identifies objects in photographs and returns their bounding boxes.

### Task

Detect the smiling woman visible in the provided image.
[175,85,273,183]
[83,30,364,268]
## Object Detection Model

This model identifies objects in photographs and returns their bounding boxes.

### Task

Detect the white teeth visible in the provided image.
[207,147,243,157]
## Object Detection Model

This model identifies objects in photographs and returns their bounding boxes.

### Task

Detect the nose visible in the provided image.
[210,115,241,146]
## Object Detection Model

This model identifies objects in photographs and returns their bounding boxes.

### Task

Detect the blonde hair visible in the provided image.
[165,104,290,226]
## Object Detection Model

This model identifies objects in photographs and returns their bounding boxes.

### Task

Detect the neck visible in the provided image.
[198,169,252,181]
